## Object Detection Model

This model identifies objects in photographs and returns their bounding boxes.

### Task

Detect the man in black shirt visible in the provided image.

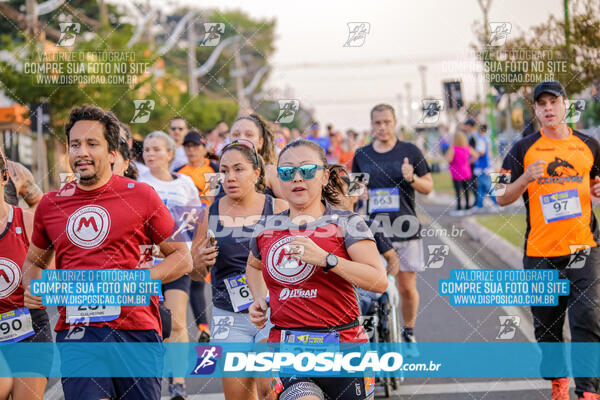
[352,104,433,356]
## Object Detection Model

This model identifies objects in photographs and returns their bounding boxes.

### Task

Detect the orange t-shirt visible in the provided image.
[176,159,215,207]
[501,128,600,257]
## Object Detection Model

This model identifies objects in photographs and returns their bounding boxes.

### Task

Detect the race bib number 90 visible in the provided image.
[0,308,34,343]
[368,188,400,213]
[540,189,582,223]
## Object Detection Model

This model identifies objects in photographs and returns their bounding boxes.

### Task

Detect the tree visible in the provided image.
[472,0,600,130]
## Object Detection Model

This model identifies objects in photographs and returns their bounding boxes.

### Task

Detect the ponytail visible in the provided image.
[323,164,348,206]
[234,114,277,165]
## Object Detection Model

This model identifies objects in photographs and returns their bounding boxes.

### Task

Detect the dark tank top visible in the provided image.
[209,194,274,312]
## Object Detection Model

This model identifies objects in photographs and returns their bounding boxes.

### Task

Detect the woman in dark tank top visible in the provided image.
[190,139,287,400]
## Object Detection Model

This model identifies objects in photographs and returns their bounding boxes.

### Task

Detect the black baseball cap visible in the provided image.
[183,131,207,146]
[464,119,476,127]
[534,80,567,102]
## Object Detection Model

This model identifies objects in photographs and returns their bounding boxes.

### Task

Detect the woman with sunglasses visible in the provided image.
[190,139,287,400]
[139,131,201,399]
[0,149,53,400]
[229,114,284,198]
[247,139,387,400]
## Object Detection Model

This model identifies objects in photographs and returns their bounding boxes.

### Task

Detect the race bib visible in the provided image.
[153,257,165,302]
[224,274,254,312]
[368,188,400,213]
[66,305,121,324]
[280,329,340,375]
[540,189,582,223]
[0,308,34,343]
[281,329,340,345]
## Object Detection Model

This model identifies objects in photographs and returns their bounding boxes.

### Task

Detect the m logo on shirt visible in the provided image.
[0,258,21,299]
[266,236,316,285]
[66,205,111,249]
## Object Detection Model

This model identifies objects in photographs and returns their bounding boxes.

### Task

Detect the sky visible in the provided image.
[167,0,563,130]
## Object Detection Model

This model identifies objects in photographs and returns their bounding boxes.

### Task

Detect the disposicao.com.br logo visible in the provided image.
[223,351,441,375]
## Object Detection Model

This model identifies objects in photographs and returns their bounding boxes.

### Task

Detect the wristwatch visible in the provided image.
[407,175,415,184]
[323,253,338,273]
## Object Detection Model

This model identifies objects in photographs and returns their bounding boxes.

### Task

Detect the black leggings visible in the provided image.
[524,246,600,396]
[452,179,472,210]
[190,280,209,325]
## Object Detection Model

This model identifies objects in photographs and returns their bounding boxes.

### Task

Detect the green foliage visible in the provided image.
[0,5,279,138]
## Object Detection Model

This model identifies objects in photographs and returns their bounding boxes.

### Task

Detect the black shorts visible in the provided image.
[280,376,375,400]
[2,308,54,376]
[162,274,191,294]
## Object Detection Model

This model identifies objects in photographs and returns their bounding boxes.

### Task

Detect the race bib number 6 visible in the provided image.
[224,274,254,312]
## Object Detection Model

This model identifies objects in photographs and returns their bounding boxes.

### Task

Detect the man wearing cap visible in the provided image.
[176,131,218,207]
[498,80,600,400]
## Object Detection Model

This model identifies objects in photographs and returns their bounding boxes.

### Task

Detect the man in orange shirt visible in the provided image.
[176,131,218,207]
[498,81,600,400]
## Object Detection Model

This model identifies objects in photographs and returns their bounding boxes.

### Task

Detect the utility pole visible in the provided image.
[564,0,575,129]
[25,0,38,37]
[477,0,497,152]
[233,46,249,110]
[418,65,427,99]
[405,82,412,128]
[187,20,198,95]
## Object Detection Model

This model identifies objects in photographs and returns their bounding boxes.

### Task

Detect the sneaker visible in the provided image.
[551,378,570,400]
[169,382,187,400]
[401,331,420,358]
[578,392,600,400]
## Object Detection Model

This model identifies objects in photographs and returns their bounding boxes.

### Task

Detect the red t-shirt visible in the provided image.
[32,175,175,333]
[250,204,374,343]
[0,206,29,313]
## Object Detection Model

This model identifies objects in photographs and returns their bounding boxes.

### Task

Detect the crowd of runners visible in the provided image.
[0,80,598,400]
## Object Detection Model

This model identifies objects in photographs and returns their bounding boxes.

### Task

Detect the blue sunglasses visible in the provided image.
[277,164,326,182]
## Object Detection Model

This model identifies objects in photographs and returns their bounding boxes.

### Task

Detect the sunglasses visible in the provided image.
[170,127,185,131]
[221,139,259,165]
[277,164,326,182]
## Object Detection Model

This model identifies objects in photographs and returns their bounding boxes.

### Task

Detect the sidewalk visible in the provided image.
[461,216,523,268]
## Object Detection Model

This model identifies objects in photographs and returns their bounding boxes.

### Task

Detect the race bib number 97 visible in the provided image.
[540,189,582,223]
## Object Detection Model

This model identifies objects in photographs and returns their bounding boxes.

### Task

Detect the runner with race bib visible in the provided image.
[139,130,202,400]
[247,139,387,400]
[0,148,52,400]
[498,81,600,400]
[191,139,287,400]
[21,105,191,400]
[352,104,433,356]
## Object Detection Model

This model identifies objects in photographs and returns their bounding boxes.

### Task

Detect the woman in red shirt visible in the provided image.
[246,139,387,400]
[0,149,52,400]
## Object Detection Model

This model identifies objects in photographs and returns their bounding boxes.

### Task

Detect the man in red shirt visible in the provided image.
[22,105,192,400]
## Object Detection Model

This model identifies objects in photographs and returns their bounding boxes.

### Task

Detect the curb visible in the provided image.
[461,217,524,268]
